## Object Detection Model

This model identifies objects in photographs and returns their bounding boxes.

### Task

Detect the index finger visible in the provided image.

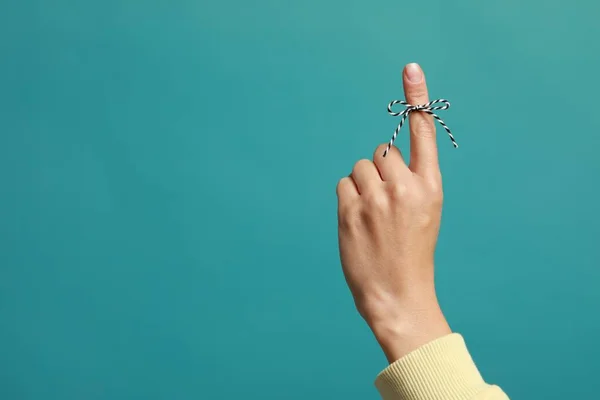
[402,63,440,178]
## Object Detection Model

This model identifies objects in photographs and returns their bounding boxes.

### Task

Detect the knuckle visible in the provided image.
[388,182,408,200]
[352,159,372,174]
[338,201,360,230]
[397,183,428,208]
[425,178,444,205]
[428,181,443,197]
[373,143,389,159]
[363,190,389,212]
[336,177,351,196]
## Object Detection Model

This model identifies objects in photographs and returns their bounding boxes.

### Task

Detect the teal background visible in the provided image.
[1,1,599,399]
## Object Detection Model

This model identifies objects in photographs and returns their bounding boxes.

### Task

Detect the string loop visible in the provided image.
[384,99,457,157]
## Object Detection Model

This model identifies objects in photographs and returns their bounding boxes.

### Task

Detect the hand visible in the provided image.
[336,63,451,363]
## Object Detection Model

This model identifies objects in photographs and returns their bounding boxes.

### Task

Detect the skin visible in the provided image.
[336,63,452,364]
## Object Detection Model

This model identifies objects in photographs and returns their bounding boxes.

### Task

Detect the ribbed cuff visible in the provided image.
[375,333,491,400]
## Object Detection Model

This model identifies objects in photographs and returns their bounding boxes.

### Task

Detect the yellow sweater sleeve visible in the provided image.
[375,334,509,400]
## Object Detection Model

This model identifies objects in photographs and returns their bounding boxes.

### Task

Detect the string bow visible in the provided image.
[384,99,457,157]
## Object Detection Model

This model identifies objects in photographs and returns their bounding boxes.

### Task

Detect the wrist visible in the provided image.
[365,292,451,363]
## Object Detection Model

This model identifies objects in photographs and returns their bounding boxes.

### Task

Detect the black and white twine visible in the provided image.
[384,99,457,157]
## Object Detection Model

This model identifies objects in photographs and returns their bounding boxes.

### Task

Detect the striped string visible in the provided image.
[384,99,457,157]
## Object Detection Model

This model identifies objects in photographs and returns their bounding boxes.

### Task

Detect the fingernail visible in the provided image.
[405,63,423,83]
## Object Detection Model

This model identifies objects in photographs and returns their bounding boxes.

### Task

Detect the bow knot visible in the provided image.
[383,98,457,157]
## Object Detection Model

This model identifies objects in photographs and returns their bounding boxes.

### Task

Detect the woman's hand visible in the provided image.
[336,63,451,363]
